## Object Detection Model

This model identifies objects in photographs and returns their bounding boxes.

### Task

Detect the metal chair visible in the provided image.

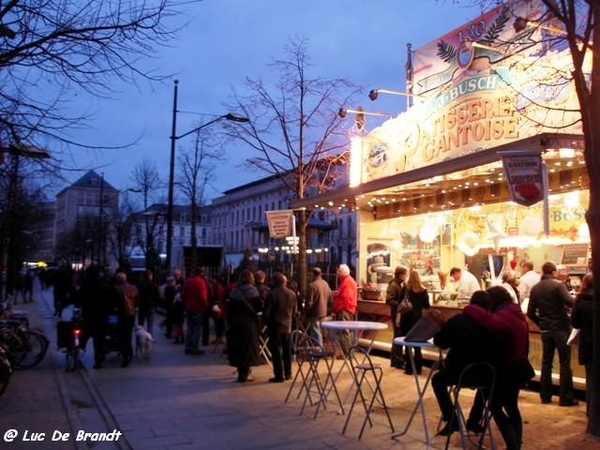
[342,345,394,439]
[445,362,497,450]
[285,330,312,404]
[258,324,272,368]
[285,330,343,419]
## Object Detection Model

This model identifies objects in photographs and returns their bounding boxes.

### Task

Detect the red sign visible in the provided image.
[501,152,545,206]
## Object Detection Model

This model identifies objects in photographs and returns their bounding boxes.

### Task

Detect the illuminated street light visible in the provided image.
[166,80,249,272]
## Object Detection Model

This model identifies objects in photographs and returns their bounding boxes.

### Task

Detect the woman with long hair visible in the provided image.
[400,270,430,374]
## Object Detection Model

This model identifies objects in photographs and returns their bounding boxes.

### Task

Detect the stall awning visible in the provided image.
[291,133,585,217]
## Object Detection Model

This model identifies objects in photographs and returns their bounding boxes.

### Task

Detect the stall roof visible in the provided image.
[291,133,585,216]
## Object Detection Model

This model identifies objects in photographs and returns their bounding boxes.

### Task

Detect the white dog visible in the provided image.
[134,325,153,360]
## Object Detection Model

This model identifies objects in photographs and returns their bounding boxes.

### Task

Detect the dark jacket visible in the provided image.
[137,279,160,312]
[399,288,430,335]
[386,278,405,307]
[571,288,593,365]
[226,283,261,368]
[434,312,500,382]
[527,274,573,332]
[264,286,297,334]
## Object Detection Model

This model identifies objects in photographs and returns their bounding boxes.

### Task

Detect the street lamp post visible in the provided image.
[165,79,249,273]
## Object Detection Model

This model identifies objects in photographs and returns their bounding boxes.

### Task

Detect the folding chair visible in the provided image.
[445,362,496,450]
[285,330,312,404]
[342,345,395,439]
[285,330,344,419]
[258,324,272,368]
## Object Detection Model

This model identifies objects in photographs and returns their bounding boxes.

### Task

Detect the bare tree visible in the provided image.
[178,129,221,273]
[131,159,163,270]
[106,196,136,270]
[224,37,361,295]
[0,0,191,160]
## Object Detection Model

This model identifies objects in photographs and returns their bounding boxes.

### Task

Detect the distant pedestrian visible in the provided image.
[112,271,139,368]
[181,268,209,355]
[137,270,159,337]
[170,293,185,344]
[163,276,178,338]
[264,272,297,382]
[225,269,261,383]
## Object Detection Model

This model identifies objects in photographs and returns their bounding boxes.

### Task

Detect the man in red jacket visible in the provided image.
[333,264,358,353]
[181,268,209,355]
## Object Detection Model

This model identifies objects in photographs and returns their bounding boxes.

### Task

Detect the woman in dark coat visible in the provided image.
[400,270,431,374]
[225,269,261,382]
[571,273,593,416]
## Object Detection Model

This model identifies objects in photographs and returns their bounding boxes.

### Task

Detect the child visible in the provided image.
[170,293,185,344]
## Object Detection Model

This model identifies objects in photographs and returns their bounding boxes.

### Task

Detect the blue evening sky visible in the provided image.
[64,0,485,201]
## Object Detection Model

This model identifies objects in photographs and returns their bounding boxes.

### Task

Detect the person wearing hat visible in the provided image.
[305,267,332,346]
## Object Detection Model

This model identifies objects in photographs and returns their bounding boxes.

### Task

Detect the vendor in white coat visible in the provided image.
[518,260,541,300]
[449,267,481,301]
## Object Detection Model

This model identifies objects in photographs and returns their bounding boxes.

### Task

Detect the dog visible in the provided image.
[134,325,153,360]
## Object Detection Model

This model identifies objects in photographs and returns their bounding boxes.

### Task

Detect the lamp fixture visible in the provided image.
[368,89,422,101]
[338,107,390,118]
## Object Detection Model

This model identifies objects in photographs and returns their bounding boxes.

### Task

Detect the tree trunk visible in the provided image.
[297,209,308,300]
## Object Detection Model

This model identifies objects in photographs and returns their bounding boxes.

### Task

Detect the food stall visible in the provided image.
[294,1,590,388]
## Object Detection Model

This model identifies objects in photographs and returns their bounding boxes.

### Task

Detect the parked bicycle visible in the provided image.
[0,321,49,369]
[0,343,12,396]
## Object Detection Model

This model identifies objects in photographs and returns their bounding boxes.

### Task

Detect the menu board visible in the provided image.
[561,243,589,265]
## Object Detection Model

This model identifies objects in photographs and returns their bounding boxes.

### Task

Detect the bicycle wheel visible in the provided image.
[65,346,81,372]
[0,327,27,367]
[13,331,48,369]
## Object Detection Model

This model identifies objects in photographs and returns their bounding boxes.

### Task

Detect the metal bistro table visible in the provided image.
[391,336,443,446]
[321,320,388,406]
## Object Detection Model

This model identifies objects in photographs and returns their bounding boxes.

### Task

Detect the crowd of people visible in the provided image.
[386,259,591,450]
[26,257,590,449]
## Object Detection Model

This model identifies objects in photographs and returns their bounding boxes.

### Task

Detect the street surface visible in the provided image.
[0,281,598,449]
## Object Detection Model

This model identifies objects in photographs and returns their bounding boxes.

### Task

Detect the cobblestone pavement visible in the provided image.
[1,282,599,450]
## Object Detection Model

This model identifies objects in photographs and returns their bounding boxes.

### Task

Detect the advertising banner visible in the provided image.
[501,151,544,206]
[357,0,585,185]
[265,210,294,238]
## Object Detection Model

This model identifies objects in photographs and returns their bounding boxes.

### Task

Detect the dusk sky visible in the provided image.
[64,0,486,202]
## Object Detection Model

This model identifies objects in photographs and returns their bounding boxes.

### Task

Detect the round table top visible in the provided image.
[393,336,436,348]
[322,320,388,331]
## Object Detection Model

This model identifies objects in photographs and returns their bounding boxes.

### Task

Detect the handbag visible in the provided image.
[398,293,413,314]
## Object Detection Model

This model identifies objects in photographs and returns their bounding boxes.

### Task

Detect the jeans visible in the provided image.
[540,329,574,403]
[185,311,203,351]
[306,317,323,347]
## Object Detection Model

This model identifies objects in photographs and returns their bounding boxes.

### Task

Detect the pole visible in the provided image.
[166,79,179,273]
[98,172,104,267]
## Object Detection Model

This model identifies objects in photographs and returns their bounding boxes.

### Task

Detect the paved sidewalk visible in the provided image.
[1,282,599,449]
